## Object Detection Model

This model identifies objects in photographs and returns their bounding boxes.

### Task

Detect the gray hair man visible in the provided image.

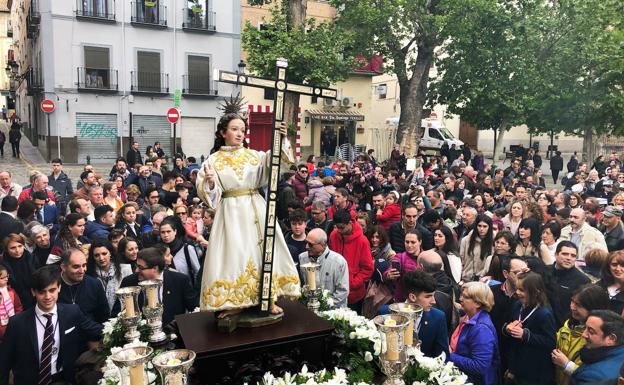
[559,208,608,262]
[299,228,349,308]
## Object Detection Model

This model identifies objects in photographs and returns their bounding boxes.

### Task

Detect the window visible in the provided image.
[377,84,387,99]
[137,51,161,92]
[84,46,110,88]
[429,129,443,141]
[187,55,211,94]
[80,0,110,18]
[133,0,162,24]
[184,0,215,30]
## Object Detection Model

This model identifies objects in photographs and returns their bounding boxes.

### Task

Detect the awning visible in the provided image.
[307,109,365,121]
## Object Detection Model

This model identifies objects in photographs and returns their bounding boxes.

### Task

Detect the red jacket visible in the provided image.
[17,187,55,205]
[375,203,401,230]
[329,221,373,304]
[327,201,356,221]
[292,174,308,202]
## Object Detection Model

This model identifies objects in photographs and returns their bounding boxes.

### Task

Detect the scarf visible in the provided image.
[578,345,620,365]
[0,287,15,326]
[450,315,469,352]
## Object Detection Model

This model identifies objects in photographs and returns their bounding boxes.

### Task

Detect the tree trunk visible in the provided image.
[287,0,307,27]
[493,123,507,163]
[395,42,434,157]
[582,129,596,165]
[282,0,307,146]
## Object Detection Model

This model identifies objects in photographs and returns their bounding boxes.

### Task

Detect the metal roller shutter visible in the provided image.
[76,113,118,164]
[132,115,172,159]
[181,117,215,159]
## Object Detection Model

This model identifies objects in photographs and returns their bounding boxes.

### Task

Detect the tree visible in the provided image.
[331,0,447,154]
[429,0,623,162]
[242,1,354,126]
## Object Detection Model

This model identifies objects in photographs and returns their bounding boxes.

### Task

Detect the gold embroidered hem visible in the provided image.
[200,259,301,311]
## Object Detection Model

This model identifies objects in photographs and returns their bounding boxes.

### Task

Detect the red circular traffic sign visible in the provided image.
[167,107,180,124]
[40,99,55,113]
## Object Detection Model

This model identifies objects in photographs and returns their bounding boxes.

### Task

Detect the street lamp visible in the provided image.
[5,65,11,78]
[237,59,246,74]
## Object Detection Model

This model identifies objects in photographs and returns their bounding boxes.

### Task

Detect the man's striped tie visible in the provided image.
[38,313,54,385]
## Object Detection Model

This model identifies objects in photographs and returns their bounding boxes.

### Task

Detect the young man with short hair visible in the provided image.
[285,209,308,267]
[403,270,449,358]
[0,265,103,385]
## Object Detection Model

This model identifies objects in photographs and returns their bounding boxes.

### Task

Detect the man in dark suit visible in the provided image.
[112,247,197,324]
[33,190,59,226]
[403,270,449,358]
[0,265,103,385]
[0,196,24,251]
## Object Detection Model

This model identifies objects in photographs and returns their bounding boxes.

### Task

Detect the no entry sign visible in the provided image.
[167,107,180,124]
[40,99,55,114]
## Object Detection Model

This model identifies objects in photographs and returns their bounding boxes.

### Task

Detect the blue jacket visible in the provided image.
[84,220,112,242]
[418,307,449,358]
[571,345,624,385]
[449,310,499,385]
[505,303,557,384]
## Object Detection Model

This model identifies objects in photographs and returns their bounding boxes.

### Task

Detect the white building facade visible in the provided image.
[9,0,241,163]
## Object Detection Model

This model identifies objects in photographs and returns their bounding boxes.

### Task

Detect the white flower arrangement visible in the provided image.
[403,347,470,385]
[319,308,381,356]
[254,365,372,385]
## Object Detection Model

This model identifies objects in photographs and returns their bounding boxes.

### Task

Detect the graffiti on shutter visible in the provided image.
[132,115,172,158]
[76,113,118,164]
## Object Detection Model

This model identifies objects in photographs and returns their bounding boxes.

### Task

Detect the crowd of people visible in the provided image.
[0,128,623,385]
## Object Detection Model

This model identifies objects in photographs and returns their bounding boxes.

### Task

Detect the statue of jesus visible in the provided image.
[196,111,301,319]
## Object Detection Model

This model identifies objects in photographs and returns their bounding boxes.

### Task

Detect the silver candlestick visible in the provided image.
[374,314,410,385]
[300,260,322,312]
[139,279,168,345]
[111,346,154,385]
[152,349,196,385]
[116,286,142,342]
[389,303,423,348]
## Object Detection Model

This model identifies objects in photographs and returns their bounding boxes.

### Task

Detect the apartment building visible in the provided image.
[8,0,241,163]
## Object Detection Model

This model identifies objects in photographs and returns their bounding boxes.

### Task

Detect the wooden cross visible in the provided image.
[217,58,338,313]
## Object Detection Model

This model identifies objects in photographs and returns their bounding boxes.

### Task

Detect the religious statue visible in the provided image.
[196,99,300,321]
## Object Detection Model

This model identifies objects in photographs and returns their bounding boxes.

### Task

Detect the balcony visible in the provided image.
[182,6,216,33]
[29,0,41,24]
[26,68,43,96]
[131,71,169,95]
[77,67,118,92]
[182,74,218,98]
[76,0,116,23]
[131,2,167,28]
[6,20,12,38]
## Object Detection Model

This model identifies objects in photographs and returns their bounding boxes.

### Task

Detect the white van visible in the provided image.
[385,114,464,152]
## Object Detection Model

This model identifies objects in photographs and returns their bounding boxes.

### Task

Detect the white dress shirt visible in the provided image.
[35,304,61,375]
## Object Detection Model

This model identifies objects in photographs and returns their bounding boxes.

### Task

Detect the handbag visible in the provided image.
[362,280,393,319]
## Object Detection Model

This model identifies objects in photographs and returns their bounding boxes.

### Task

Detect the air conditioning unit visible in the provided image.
[324,98,336,107]
[341,96,354,107]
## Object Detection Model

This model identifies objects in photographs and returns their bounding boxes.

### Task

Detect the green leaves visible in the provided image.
[241,6,354,87]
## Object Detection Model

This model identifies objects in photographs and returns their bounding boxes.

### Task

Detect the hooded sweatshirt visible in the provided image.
[329,221,373,304]
[375,202,401,231]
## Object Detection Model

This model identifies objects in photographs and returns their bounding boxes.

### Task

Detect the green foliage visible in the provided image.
[241,6,354,87]
[428,0,623,136]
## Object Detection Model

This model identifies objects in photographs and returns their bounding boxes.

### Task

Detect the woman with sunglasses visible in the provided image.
[598,251,624,315]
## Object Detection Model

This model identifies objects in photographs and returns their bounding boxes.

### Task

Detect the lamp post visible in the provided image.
[237,59,246,74]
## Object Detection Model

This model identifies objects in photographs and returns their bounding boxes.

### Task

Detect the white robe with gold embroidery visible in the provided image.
[196,146,301,311]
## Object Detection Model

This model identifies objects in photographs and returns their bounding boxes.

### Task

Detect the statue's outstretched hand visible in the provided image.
[204,163,216,189]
